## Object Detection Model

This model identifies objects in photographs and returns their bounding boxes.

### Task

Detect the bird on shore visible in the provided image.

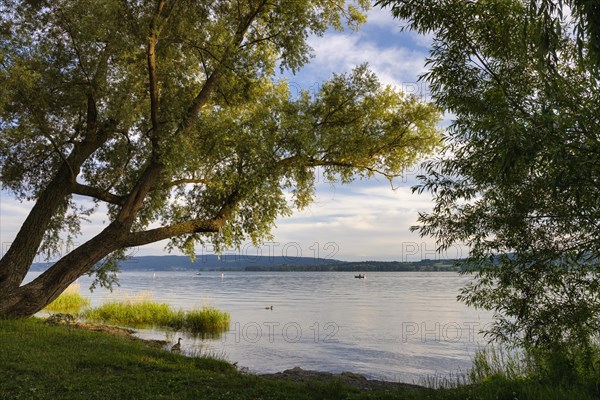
[171,337,182,352]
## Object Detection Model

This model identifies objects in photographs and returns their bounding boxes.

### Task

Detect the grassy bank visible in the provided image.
[0,318,598,400]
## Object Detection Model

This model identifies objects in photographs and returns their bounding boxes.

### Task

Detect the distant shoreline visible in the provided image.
[238,260,462,272]
[30,255,464,272]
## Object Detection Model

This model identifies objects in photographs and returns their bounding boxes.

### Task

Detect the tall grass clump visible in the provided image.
[84,298,174,327]
[419,370,470,389]
[183,307,230,334]
[469,344,529,384]
[83,294,230,335]
[43,284,90,313]
[470,342,600,387]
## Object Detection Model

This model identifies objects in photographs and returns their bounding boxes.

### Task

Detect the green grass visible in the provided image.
[43,284,90,313]
[469,344,529,384]
[175,307,231,337]
[1,318,599,400]
[82,297,230,335]
[0,317,374,400]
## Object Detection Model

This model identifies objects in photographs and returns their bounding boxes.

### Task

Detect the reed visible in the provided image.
[43,284,90,313]
[83,296,230,335]
[183,307,231,333]
[469,343,529,384]
[83,299,174,327]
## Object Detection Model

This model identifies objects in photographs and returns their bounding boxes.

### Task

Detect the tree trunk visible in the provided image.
[0,135,108,294]
[0,224,125,317]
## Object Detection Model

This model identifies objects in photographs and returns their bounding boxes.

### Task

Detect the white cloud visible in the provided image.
[264,181,452,261]
[0,197,34,239]
[365,6,434,48]
[307,33,428,89]
[365,5,402,30]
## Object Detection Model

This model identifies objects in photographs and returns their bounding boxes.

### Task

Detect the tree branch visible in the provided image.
[147,1,163,142]
[72,183,126,205]
[239,31,282,49]
[122,219,221,248]
[168,178,210,187]
[179,0,270,137]
[63,22,91,84]
[123,189,241,247]
[278,155,398,181]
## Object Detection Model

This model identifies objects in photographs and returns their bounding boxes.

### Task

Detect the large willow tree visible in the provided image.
[0,1,440,316]
[379,0,600,360]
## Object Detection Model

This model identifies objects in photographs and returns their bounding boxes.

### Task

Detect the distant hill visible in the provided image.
[244,259,463,272]
[30,256,463,272]
[30,255,345,272]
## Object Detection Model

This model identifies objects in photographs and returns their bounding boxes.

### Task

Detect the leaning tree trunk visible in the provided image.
[0,131,109,295]
[0,158,166,317]
[0,224,126,317]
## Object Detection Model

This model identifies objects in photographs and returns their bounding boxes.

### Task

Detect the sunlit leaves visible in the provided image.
[0,0,440,293]
[163,68,441,253]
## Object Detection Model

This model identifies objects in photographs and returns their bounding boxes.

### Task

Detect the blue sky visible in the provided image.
[0,6,465,263]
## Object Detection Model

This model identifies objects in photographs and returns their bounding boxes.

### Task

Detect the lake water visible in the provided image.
[30,271,493,384]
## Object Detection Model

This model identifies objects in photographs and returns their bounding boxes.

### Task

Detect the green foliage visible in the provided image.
[0,0,440,299]
[165,65,441,253]
[378,0,600,358]
[469,343,600,392]
[87,249,128,291]
[469,345,530,384]
[43,284,90,314]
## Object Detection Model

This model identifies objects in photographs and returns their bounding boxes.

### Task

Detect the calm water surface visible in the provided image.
[29,271,492,383]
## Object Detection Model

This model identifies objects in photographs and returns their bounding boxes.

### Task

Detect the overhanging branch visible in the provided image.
[168,178,210,187]
[122,219,221,248]
[122,188,241,247]
[72,183,126,205]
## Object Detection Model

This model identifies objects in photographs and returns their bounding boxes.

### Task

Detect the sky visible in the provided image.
[0,5,466,263]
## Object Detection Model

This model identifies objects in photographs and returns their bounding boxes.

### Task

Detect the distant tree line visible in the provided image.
[242,259,462,272]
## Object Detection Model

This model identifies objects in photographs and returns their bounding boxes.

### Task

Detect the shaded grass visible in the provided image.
[43,284,90,313]
[468,343,600,396]
[469,344,529,384]
[82,297,230,335]
[1,318,599,400]
[0,317,367,400]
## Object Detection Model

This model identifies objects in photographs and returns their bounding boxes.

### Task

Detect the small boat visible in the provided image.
[355,274,365,279]
[196,272,202,276]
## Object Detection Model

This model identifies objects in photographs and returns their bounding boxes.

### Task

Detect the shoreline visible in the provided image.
[5,317,595,399]
[47,315,425,391]
[260,367,424,391]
